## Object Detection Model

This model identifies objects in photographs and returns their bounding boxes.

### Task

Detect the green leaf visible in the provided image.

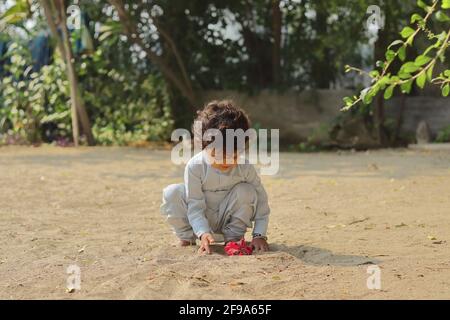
[41,111,71,124]
[369,70,380,78]
[437,31,447,42]
[385,50,396,62]
[401,80,413,94]
[379,76,391,87]
[427,64,435,81]
[436,11,450,22]
[416,72,427,89]
[343,97,353,106]
[359,87,370,101]
[0,0,30,25]
[401,62,420,73]
[443,84,450,97]
[400,27,415,38]
[398,46,406,61]
[443,0,450,9]
[399,72,412,80]
[416,0,433,13]
[362,87,377,105]
[414,55,432,66]
[444,70,450,77]
[384,85,396,100]
[388,40,404,49]
[410,13,423,23]
[417,0,427,9]
[376,60,385,68]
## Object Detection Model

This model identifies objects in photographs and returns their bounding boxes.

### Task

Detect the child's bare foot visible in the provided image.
[178,239,196,246]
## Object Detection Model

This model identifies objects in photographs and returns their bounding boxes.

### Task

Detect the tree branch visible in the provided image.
[108,0,197,109]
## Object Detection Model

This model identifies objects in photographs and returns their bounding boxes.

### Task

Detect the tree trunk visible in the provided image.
[40,0,95,146]
[40,0,66,58]
[55,0,95,145]
[373,3,391,147]
[392,95,406,145]
[374,94,388,146]
[153,18,193,96]
[40,0,79,146]
[311,1,333,88]
[271,0,282,85]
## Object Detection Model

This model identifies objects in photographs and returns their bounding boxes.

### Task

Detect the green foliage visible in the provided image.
[343,0,450,111]
[96,0,382,92]
[0,0,30,27]
[436,124,450,141]
[83,55,174,146]
[77,46,174,146]
[0,40,174,146]
[298,142,319,152]
[1,0,443,147]
[297,123,331,152]
[0,41,71,144]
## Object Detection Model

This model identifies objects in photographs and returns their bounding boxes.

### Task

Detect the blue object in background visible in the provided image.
[29,31,53,72]
[0,40,10,77]
[74,12,94,55]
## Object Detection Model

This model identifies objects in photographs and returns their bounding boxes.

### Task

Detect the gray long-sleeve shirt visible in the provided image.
[184,151,270,238]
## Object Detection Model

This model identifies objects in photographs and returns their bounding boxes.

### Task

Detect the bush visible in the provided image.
[0,41,71,144]
[436,125,450,142]
[79,48,174,146]
[0,41,174,146]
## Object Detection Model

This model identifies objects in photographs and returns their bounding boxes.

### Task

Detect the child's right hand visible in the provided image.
[198,233,215,254]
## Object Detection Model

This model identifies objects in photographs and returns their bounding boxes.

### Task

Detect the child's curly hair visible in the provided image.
[193,100,251,151]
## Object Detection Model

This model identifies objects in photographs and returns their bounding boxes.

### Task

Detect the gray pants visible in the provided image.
[160,183,257,242]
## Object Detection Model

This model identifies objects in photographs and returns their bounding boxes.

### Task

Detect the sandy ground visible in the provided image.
[0,145,449,299]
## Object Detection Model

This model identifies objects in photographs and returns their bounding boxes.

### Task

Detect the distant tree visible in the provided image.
[40,0,95,146]
[1,0,95,145]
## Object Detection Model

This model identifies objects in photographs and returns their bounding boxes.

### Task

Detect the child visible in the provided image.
[160,100,270,255]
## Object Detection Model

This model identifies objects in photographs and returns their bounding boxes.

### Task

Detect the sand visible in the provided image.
[0,145,449,299]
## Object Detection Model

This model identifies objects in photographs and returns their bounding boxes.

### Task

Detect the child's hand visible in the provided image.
[198,233,215,254]
[251,237,269,252]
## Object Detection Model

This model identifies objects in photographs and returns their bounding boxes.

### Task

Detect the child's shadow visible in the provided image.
[269,244,380,267]
[208,243,380,267]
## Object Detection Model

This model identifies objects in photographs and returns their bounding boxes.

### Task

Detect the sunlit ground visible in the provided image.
[1,145,449,299]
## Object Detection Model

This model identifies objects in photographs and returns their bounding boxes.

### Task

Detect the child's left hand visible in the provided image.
[251,238,269,252]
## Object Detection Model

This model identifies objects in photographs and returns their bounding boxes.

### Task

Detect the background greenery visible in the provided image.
[0,0,448,146]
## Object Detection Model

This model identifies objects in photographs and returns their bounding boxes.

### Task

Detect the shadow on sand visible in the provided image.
[207,243,380,267]
[270,244,380,266]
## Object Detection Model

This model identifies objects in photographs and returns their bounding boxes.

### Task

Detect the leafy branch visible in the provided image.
[343,0,450,111]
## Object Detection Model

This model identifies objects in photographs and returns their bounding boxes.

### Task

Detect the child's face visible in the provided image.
[207,149,239,171]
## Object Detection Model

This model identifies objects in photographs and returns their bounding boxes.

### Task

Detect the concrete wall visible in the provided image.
[202,90,449,143]
[386,97,450,137]
[202,89,352,144]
